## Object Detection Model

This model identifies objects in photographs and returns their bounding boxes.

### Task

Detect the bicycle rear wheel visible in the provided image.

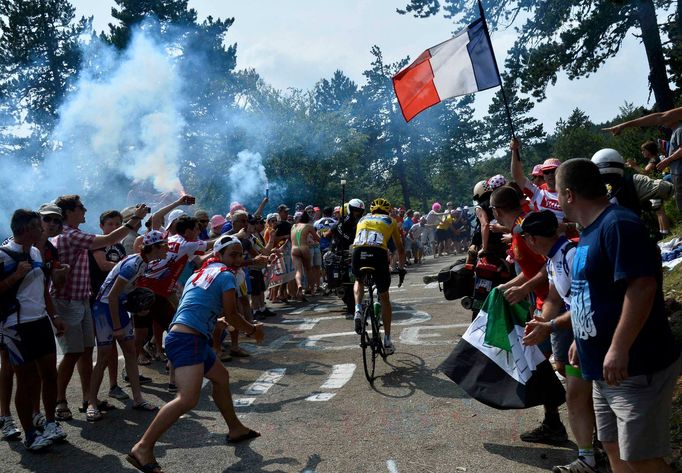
[361,304,375,383]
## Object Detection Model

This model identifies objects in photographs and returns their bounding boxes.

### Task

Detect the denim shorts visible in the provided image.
[165,331,216,374]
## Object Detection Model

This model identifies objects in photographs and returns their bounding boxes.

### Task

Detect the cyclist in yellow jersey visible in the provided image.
[351,198,405,355]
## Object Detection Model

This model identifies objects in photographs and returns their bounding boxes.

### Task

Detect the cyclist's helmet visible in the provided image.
[370,198,391,214]
[591,148,625,177]
[348,198,365,213]
[486,174,507,190]
[124,287,156,313]
[473,180,487,200]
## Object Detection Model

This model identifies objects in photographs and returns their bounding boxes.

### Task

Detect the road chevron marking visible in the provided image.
[320,363,356,389]
[235,368,286,408]
[305,363,356,402]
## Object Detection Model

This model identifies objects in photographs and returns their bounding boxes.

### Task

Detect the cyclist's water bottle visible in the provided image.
[373,302,381,318]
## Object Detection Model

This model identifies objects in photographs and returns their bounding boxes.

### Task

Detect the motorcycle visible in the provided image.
[460,255,512,320]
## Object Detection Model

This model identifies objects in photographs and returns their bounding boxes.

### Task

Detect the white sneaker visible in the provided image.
[32,412,46,431]
[353,311,363,335]
[24,432,52,451]
[1,416,21,440]
[43,421,67,442]
[384,338,395,355]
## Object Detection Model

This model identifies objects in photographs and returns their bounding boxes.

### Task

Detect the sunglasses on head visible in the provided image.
[42,216,62,224]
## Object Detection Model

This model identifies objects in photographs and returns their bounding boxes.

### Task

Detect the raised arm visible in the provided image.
[510,138,527,188]
[150,195,195,230]
[603,107,682,135]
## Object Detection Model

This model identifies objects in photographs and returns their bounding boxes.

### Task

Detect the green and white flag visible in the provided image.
[441,287,565,409]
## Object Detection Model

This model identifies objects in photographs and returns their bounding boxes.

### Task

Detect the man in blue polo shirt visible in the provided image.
[556,158,680,473]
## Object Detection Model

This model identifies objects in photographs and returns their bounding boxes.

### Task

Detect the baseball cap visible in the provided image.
[213,235,242,254]
[519,210,558,237]
[210,214,227,229]
[143,230,167,247]
[531,164,544,177]
[277,204,289,212]
[165,209,185,229]
[38,203,62,217]
[541,158,561,171]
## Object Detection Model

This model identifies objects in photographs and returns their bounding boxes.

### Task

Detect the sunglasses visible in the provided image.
[542,169,555,175]
[42,216,62,225]
[199,219,209,224]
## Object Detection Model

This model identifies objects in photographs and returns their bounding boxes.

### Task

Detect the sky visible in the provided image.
[69,0,653,133]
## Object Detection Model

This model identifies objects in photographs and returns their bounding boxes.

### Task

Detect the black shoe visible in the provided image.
[520,422,568,445]
[261,308,277,318]
[123,373,153,385]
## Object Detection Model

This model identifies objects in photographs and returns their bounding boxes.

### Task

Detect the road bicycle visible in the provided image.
[358,266,406,384]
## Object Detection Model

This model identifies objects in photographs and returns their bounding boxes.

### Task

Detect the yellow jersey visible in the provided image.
[353,214,400,251]
[436,214,453,230]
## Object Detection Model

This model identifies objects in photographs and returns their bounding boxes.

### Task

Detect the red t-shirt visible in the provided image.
[511,216,548,310]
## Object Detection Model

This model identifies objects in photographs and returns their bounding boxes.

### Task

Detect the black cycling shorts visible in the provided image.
[249,270,266,296]
[352,246,391,293]
[1,317,57,366]
[436,228,450,243]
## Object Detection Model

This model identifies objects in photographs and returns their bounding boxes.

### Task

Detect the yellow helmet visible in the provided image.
[370,198,391,214]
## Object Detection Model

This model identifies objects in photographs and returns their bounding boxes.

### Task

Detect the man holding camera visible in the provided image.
[51,195,147,421]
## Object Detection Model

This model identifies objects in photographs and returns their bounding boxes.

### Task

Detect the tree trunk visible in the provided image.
[635,0,675,111]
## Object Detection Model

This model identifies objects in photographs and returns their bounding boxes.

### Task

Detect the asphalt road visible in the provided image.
[0,254,576,473]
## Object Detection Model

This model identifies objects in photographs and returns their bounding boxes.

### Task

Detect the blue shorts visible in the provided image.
[92,301,134,347]
[165,331,216,374]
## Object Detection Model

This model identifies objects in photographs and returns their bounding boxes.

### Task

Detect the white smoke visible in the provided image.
[52,32,185,194]
[0,30,186,237]
[228,149,268,205]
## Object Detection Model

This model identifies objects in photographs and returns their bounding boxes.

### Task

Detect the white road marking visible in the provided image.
[305,392,337,402]
[234,398,256,407]
[387,459,399,473]
[299,332,359,351]
[399,323,469,346]
[320,363,356,389]
[244,368,286,395]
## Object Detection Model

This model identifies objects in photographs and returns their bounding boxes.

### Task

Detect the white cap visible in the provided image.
[165,209,185,229]
[213,235,242,254]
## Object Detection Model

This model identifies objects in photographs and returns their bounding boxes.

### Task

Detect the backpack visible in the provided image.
[0,247,33,324]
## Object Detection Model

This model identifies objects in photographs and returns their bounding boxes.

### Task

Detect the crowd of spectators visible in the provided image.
[0,106,681,472]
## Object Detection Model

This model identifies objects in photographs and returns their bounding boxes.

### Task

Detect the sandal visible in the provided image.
[86,407,103,422]
[55,401,72,421]
[126,452,164,473]
[137,355,152,366]
[79,400,117,413]
[132,400,158,412]
[229,348,250,358]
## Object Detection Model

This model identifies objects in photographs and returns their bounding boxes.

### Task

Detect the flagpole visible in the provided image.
[476,0,517,143]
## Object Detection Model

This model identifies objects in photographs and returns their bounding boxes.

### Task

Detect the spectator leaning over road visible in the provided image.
[87,229,167,423]
[490,186,568,445]
[520,210,599,473]
[557,159,681,473]
[51,195,146,422]
[604,106,682,213]
[127,236,265,473]
[0,210,68,450]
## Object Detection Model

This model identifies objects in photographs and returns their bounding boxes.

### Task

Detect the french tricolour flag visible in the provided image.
[393,18,501,122]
